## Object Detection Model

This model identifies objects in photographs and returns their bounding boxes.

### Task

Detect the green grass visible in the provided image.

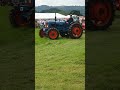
[0,6,34,89]
[2,5,120,90]
[86,12,120,89]
[35,29,85,90]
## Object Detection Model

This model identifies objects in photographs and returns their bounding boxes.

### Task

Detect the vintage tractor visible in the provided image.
[39,14,83,40]
[9,0,34,27]
[86,0,120,30]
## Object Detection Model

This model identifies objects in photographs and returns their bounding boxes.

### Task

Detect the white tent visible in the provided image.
[35,13,69,20]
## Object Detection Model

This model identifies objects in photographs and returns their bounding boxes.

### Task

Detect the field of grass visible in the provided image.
[35,28,85,89]
[2,5,120,90]
[0,6,34,89]
[86,11,120,89]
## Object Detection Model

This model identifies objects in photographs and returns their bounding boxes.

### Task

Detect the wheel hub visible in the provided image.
[49,30,58,39]
[72,27,81,36]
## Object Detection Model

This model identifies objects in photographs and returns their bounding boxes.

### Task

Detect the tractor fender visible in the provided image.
[47,28,59,34]
[69,22,82,32]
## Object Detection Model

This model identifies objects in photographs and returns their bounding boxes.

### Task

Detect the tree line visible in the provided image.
[35,8,83,16]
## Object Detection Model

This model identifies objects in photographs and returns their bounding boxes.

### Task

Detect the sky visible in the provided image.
[35,0,85,6]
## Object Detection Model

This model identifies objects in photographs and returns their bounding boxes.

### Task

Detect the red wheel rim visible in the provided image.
[72,26,82,37]
[49,30,58,39]
[89,1,112,26]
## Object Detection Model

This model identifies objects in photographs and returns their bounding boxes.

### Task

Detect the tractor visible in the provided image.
[9,0,34,27]
[39,14,83,40]
[86,0,120,30]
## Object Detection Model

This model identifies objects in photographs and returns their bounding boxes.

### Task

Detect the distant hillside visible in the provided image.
[35,5,85,16]
[40,8,69,15]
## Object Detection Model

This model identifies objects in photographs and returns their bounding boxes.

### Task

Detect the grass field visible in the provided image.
[86,11,120,89]
[35,29,85,90]
[0,6,34,89]
[1,5,120,90]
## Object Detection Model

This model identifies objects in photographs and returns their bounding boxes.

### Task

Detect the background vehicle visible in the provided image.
[9,0,34,27]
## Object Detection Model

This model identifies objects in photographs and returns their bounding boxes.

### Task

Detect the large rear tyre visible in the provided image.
[48,28,59,40]
[86,0,115,30]
[69,23,83,39]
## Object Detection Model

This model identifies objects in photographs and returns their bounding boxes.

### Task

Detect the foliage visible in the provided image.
[40,8,69,15]
[70,10,82,16]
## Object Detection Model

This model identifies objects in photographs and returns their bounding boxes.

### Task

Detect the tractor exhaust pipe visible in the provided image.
[55,13,57,27]
[55,13,56,22]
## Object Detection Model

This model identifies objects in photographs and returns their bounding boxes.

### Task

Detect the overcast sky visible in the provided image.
[35,0,85,6]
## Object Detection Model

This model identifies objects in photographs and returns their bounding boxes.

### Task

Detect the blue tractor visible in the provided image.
[39,14,83,40]
[9,0,34,27]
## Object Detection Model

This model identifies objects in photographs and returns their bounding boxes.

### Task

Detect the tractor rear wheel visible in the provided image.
[39,29,45,38]
[86,0,115,30]
[48,28,59,40]
[69,23,83,39]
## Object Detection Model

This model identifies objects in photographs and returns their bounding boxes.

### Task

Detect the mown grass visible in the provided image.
[86,11,120,89]
[35,28,85,90]
[0,6,34,89]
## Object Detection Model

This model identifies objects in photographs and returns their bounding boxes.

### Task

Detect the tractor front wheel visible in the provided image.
[48,28,59,40]
[39,29,46,38]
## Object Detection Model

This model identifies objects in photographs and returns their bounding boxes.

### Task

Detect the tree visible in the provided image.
[70,10,81,16]
[40,8,68,15]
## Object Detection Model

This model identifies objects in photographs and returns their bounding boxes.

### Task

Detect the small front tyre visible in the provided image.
[39,29,46,38]
[48,28,59,40]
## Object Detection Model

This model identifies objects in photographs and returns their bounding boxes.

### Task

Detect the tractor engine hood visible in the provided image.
[47,21,69,26]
